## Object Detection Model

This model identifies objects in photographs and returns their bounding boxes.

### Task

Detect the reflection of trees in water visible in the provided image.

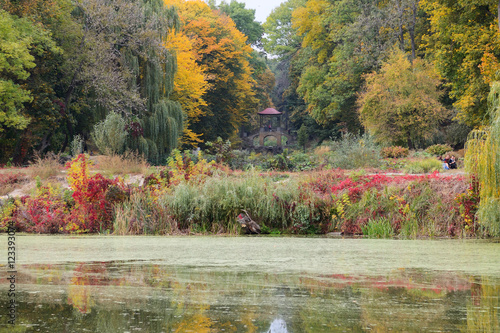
[464,278,500,332]
[4,263,500,332]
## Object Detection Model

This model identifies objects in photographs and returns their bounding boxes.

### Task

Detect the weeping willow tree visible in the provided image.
[465,81,500,236]
[69,0,183,164]
[124,0,183,164]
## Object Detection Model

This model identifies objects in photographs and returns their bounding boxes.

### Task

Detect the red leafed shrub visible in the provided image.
[10,187,68,233]
[452,177,480,236]
[65,155,128,233]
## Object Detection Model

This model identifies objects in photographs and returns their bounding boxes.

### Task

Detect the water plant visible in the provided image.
[362,217,394,238]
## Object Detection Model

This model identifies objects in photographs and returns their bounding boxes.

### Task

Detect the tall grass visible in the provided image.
[362,218,394,238]
[155,171,322,234]
[326,133,381,169]
[93,152,149,176]
[404,158,442,174]
[28,153,62,179]
[113,193,177,235]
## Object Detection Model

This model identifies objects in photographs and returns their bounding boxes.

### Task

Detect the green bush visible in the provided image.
[326,133,381,169]
[381,146,409,158]
[92,112,128,155]
[290,151,317,171]
[425,144,452,156]
[70,135,84,157]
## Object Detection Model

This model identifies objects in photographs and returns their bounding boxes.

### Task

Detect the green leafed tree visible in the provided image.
[0,10,58,132]
[297,124,307,152]
[358,49,448,148]
[216,0,264,47]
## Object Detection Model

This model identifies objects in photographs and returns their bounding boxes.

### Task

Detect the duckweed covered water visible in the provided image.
[1,236,499,332]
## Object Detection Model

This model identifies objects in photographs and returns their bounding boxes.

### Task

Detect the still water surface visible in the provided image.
[1,236,499,332]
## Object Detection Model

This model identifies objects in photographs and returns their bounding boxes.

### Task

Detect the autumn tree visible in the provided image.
[358,50,448,148]
[166,29,208,147]
[421,0,500,127]
[165,0,257,143]
[212,0,275,134]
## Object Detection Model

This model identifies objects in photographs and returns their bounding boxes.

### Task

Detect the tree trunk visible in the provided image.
[396,0,405,52]
[409,1,418,61]
[37,132,53,156]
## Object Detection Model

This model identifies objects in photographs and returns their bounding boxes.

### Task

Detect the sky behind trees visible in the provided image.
[208,0,284,22]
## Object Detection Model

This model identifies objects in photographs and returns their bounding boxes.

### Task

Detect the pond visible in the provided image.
[1,236,499,332]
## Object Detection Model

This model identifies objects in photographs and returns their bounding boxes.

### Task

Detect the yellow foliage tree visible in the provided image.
[358,49,448,148]
[166,30,208,147]
[421,0,500,126]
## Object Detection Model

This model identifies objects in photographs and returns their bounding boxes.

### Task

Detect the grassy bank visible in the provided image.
[0,151,479,238]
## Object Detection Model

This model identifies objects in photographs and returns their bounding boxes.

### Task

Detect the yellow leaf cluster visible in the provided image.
[165,30,208,146]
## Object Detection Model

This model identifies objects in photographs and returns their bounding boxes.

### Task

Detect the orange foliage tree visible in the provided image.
[164,0,258,143]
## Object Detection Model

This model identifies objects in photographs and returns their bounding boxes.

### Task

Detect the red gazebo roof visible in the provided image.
[258,108,282,115]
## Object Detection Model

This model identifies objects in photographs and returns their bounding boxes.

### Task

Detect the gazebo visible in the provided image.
[254,107,291,147]
[258,108,282,132]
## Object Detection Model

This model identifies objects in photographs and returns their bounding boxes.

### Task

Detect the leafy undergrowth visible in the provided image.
[0,154,480,238]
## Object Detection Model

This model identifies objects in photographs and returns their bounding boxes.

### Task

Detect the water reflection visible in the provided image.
[0,261,499,332]
[267,318,287,333]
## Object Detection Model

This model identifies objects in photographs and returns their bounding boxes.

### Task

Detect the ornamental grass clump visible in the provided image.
[155,171,326,234]
[28,153,62,179]
[361,217,394,238]
[94,151,149,176]
[113,192,176,235]
[404,158,443,174]
[381,146,409,158]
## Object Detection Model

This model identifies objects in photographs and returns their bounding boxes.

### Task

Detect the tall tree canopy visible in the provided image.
[65,0,183,163]
[0,1,67,162]
[421,0,500,127]
[358,49,448,148]
[1,0,184,163]
[292,0,428,129]
[165,0,258,143]
[216,0,264,47]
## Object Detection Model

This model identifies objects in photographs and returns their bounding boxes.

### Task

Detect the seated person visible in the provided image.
[448,155,457,169]
[442,154,450,170]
